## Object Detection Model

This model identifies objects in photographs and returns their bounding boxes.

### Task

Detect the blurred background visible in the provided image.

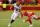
[0,0,40,11]
[0,0,40,5]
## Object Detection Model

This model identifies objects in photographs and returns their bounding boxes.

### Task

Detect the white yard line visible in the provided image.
[0,19,11,20]
[0,19,40,23]
[0,19,40,24]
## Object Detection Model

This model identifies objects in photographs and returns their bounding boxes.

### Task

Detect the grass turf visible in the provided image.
[0,11,40,27]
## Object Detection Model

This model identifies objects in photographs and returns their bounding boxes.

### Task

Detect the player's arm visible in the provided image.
[20,12,25,18]
[10,4,14,9]
[20,12,27,18]
[19,5,22,15]
[23,17,31,22]
[20,13,24,18]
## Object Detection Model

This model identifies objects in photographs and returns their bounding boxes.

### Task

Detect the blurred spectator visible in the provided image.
[6,0,9,4]
[21,0,25,5]
[0,2,2,4]
[3,3,6,11]
[3,0,6,3]
[26,0,31,5]
[0,0,2,11]
[35,0,38,5]
[31,0,38,5]
[1,0,3,3]
[9,0,12,4]
[16,0,21,4]
[0,6,2,11]
[31,0,36,5]
[0,0,39,5]
[3,0,9,4]
[38,0,40,4]
[11,0,16,4]
[0,0,2,4]
[16,0,25,5]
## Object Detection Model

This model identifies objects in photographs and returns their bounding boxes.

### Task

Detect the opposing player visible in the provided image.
[20,12,40,27]
[8,2,22,27]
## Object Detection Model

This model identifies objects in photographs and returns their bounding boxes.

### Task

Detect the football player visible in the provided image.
[8,2,22,27]
[20,11,40,27]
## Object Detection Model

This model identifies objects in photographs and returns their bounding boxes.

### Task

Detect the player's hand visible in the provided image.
[20,17,22,18]
[20,16,23,19]
[23,20,25,22]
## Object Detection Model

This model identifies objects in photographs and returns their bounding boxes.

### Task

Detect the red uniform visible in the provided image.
[21,12,34,18]
[21,12,40,24]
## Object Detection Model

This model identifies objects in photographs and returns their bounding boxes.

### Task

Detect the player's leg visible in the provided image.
[24,19,32,24]
[25,17,33,27]
[10,14,15,24]
[29,20,32,24]
[8,14,17,27]
[8,20,14,27]
[23,18,33,27]
[29,20,33,27]
[34,15,40,20]
[37,17,40,20]
[8,14,15,27]
[10,14,19,23]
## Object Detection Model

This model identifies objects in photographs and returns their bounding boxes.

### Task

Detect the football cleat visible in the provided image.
[8,23,11,27]
[29,24,33,27]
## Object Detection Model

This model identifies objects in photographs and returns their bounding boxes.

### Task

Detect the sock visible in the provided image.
[37,17,40,20]
[29,20,32,24]
[10,20,14,24]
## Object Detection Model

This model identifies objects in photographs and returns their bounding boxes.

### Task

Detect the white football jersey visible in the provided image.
[13,3,21,14]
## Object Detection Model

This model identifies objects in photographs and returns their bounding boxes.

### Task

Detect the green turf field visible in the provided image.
[0,11,40,27]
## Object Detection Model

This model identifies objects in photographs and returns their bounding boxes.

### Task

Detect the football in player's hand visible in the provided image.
[23,20,25,22]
